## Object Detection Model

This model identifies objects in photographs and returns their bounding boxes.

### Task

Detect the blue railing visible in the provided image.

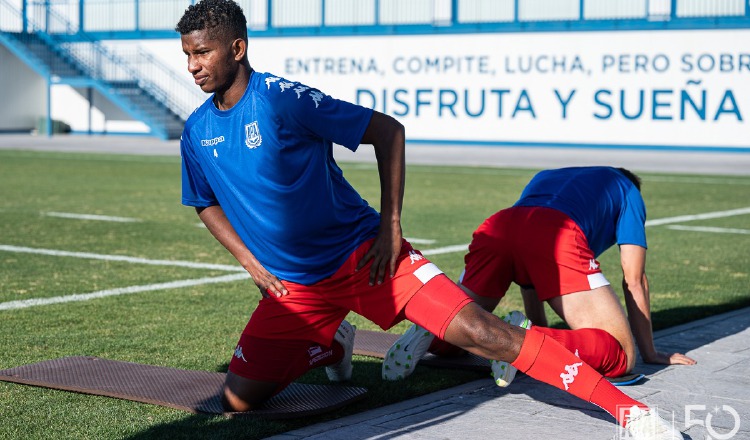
[1,0,203,120]
[7,0,750,41]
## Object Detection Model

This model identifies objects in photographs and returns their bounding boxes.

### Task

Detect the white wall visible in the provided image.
[0,44,46,132]
[144,29,750,149]
[50,85,149,134]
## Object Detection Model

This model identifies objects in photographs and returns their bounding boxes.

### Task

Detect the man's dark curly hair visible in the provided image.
[616,167,642,191]
[175,0,247,41]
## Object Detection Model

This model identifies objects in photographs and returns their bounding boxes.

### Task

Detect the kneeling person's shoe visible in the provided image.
[491,310,532,387]
[326,320,356,382]
[382,324,434,380]
[624,406,685,440]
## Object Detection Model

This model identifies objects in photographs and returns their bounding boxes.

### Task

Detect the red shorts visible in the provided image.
[460,206,610,301]
[229,239,472,381]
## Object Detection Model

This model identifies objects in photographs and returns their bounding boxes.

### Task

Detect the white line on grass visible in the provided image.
[44,212,141,222]
[0,245,244,272]
[421,244,469,256]
[405,237,436,245]
[3,206,747,310]
[643,176,750,186]
[420,207,750,256]
[0,273,250,311]
[667,225,750,235]
[645,207,750,227]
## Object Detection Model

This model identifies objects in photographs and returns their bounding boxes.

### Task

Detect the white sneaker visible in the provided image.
[491,310,532,387]
[382,323,435,380]
[325,320,356,382]
[624,406,685,440]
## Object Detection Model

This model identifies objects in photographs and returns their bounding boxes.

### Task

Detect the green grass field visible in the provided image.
[0,149,748,439]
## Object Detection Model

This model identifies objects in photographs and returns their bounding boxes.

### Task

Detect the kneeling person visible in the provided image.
[386,167,696,386]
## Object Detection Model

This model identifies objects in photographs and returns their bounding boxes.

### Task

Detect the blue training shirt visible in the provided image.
[513,167,647,257]
[181,71,380,284]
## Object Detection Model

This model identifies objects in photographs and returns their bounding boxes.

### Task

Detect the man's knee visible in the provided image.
[549,287,635,360]
[622,339,636,373]
[444,303,524,362]
[222,371,279,412]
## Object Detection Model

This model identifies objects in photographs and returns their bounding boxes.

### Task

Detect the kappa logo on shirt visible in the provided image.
[265,75,327,108]
[589,259,599,270]
[200,135,225,147]
[245,121,262,149]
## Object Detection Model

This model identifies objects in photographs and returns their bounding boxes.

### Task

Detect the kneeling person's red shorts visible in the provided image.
[460,206,610,301]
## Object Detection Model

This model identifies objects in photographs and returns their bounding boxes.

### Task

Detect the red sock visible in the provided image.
[531,326,628,377]
[512,328,645,426]
[589,378,649,426]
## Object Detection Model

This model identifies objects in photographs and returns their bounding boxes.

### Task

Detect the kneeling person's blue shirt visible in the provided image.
[181,71,380,285]
[514,166,647,257]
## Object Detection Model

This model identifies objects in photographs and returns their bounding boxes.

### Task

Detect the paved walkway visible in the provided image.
[271,308,750,440]
[1,134,749,176]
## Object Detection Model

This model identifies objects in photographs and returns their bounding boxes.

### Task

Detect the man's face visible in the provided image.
[181,28,239,94]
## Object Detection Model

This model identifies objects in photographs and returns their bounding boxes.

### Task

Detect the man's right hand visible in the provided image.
[196,205,288,298]
[244,259,288,298]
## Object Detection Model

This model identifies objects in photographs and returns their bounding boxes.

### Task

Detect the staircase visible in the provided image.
[0,0,203,139]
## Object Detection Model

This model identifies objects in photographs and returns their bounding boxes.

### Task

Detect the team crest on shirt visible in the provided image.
[244,121,262,149]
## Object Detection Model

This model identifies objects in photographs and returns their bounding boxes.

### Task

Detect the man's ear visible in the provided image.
[232,38,247,61]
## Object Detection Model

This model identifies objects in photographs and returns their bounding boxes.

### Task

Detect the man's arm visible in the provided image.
[356,111,406,286]
[620,244,696,365]
[520,287,548,327]
[197,205,288,297]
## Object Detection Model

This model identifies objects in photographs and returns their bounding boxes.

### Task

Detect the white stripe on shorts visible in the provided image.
[587,272,610,289]
[413,263,444,284]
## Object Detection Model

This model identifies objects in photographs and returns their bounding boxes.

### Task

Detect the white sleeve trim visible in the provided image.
[414,263,444,285]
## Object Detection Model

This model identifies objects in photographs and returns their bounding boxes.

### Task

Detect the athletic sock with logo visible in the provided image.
[530,326,628,377]
[511,328,645,426]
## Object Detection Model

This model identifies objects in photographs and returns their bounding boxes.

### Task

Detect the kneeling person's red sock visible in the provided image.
[512,328,646,426]
[531,326,628,377]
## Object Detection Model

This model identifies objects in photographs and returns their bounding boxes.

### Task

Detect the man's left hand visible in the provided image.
[644,351,697,365]
[357,226,402,286]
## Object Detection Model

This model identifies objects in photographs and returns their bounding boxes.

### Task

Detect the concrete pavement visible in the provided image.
[270,308,750,440]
